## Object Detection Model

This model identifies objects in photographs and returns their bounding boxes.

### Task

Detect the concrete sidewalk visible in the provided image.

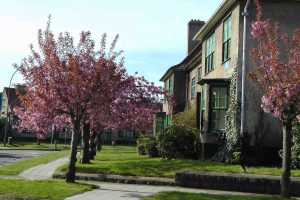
[5,155,297,200]
[66,181,282,200]
[19,157,69,180]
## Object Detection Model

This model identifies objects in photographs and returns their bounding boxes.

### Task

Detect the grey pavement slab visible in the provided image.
[19,156,69,180]
[66,181,281,200]
[0,150,52,166]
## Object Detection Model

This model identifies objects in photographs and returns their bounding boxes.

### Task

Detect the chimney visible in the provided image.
[187,19,205,54]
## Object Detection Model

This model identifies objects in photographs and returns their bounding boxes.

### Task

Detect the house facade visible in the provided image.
[155,20,205,132]
[156,0,300,157]
[0,93,2,109]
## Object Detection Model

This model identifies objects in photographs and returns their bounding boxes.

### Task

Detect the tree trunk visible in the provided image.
[80,123,90,164]
[89,130,96,160]
[281,120,292,198]
[66,120,80,183]
[96,130,102,152]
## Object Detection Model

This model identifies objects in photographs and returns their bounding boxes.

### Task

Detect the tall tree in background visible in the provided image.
[14,17,166,183]
[250,0,300,197]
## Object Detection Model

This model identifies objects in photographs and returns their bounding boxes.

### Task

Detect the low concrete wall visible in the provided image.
[53,172,175,186]
[175,171,300,196]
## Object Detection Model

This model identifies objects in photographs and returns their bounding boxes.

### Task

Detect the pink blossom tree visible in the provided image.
[250,0,300,197]
[14,18,167,182]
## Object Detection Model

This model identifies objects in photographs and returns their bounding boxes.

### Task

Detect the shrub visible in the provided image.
[172,107,197,129]
[291,121,300,169]
[145,140,160,157]
[137,135,155,145]
[278,121,300,169]
[158,125,200,159]
[136,144,146,155]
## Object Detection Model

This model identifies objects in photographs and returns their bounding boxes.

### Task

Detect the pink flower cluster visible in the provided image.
[13,25,171,137]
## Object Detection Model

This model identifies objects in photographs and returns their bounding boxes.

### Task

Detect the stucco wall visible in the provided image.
[201,3,240,79]
[186,65,201,109]
[236,0,300,147]
[162,71,186,117]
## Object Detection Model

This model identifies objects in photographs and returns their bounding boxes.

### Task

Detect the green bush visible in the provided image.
[291,121,300,169]
[278,121,300,169]
[157,125,200,159]
[136,144,146,155]
[137,135,155,145]
[172,107,197,128]
[145,140,160,157]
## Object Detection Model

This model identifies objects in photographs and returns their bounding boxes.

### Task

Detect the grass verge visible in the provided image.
[0,150,69,175]
[142,191,291,200]
[0,179,96,200]
[56,145,300,178]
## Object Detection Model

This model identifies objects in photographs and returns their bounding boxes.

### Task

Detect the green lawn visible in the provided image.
[0,150,69,175]
[0,179,96,200]
[56,145,300,178]
[142,191,291,200]
[0,141,70,150]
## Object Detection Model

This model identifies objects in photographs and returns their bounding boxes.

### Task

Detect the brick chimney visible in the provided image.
[187,19,205,54]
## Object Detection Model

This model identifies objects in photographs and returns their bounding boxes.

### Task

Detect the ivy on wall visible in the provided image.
[212,69,242,163]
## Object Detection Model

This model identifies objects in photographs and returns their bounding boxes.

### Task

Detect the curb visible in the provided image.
[52,172,175,186]
[176,171,300,197]
[0,148,63,151]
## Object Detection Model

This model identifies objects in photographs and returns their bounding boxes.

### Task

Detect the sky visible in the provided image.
[0,0,223,90]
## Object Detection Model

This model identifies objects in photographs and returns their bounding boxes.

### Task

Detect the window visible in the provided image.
[163,81,168,101]
[210,87,228,130]
[198,66,202,81]
[191,78,195,99]
[205,33,215,74]
[223,15,231,62]
[166,115,170,127]
[155,116,164,133]
[169,75,173,95]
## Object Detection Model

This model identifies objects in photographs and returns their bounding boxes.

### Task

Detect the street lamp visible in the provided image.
[3,67,21,146]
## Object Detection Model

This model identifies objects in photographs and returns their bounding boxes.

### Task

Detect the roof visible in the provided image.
[159,42,202,82]
[0,93,2,107]
[197,78,230,85]
[194,0,237,41]
[194,0,300,41]
[3,86,25,109]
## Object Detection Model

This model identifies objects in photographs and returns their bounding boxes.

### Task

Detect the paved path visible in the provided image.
[0,153,295,200]
[66,181,278,200]
[0,150,52,166]
[19,156,69,180]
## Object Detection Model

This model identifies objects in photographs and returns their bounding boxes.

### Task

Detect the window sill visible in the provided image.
[221,58,231,65]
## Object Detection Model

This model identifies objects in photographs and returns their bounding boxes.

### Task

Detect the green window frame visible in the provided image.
[191,78,195,99]
[155,116,165,133]
[210,86,228,131]
[201,85,206,110]
[168,75,173,96]
[222,15,231,62]
[166,115,170,127]
[198,66,202,81]
[200,85,206,131]
[164,81,168,100]
[205,33,215,74]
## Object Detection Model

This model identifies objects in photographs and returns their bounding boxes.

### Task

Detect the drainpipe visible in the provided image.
[241,0,251,136]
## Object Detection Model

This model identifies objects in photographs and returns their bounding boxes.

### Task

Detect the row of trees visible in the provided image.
[14,17,168,183]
